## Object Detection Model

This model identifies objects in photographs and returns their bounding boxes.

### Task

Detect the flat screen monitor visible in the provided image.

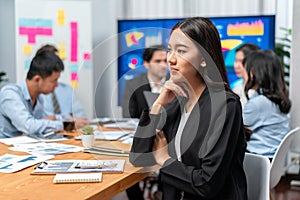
[117,15,275,105]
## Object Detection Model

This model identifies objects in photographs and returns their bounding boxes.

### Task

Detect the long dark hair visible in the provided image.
[244,50,291,113]
[171,17,231,91]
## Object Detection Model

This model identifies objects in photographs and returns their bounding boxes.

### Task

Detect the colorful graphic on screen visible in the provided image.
[227,19,264,36]
[127,55,143,69]
[125,32,144,47]
[118,15,275,105]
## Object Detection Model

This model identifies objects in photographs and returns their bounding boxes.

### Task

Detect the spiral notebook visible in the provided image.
[53,172,102,184]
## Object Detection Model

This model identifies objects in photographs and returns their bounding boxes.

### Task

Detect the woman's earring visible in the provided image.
[200,61,206,67]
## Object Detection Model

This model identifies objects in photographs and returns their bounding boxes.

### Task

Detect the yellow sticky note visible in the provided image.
[70,80,78,89]
[57,42,67,60]
[23,45,32,54]
[57,9,65,26]
[59,50,67,60]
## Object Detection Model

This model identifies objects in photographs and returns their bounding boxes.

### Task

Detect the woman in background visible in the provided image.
[233,43,260,107]
[130,17,247,200]
[243,50,291,159]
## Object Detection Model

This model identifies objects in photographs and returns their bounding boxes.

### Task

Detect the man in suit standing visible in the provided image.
[122,44,168,118]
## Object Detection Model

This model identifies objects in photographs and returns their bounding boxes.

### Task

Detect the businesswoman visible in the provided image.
[243,50,291,159]
[130,17,247,200]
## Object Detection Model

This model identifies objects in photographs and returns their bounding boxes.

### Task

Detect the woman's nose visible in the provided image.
[167,52,176,65]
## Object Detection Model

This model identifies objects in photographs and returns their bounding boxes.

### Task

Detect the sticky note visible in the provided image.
[57,42,67,60]
[70,80,78,89]
[57,9,65,26]
[23,45,32,54]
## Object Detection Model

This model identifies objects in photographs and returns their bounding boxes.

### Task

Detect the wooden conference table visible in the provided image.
[0,130,153,200]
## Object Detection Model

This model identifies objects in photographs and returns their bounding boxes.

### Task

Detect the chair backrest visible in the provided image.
[270,126,300,189]
[244,153,271,200]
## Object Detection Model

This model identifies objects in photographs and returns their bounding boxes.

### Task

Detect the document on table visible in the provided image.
[0,134,69,146]
[76,130,134,141]
[9,142,84,155]
[90,117,139,130]
[31,159,125,174]
[0,153,54,173]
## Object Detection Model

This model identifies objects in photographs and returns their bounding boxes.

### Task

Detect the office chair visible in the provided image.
[244,153,271,200]
[270,126,300,189]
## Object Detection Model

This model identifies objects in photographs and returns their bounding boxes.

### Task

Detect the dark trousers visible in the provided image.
[126,182,144,200]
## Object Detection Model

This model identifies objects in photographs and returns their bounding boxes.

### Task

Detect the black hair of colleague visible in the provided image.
[27,51,64,80]
[236,43,260,57]
[36,44,58,56]
[244,50,291,114]
[142,44,166,62]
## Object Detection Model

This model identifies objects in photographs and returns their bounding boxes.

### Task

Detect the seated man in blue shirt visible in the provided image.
[37,44,89,129]
[0,51,64,138]
[42,82,87,120]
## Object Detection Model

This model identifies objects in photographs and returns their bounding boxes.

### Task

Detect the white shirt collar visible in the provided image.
[147,74,166,93]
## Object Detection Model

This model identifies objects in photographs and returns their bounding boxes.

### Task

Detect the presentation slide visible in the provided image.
[117,15,275,105]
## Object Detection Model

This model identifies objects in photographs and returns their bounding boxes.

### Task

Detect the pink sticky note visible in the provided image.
[83,53,91,60]
[71,73,78,81]
[70,22,78,62]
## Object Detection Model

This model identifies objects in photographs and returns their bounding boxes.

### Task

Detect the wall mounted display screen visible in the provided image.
[118,15,275,105]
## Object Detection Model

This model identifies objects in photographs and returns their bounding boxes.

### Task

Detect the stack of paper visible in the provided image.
[76,130,133,141]
[83,146,129,157]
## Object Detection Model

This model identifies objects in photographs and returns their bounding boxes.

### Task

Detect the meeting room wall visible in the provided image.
[1,0,299,137]
[290,0,300,150]
[0,0,94,118]
[91,0,293,118]
[92,0,300,152]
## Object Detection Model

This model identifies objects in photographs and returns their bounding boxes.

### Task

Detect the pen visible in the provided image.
[74,163,101,169]
[43,131,56,138]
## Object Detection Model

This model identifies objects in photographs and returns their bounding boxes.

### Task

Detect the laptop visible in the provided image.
[143,91,159,108]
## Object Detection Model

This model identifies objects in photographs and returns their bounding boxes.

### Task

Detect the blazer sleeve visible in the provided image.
[129,109,164,166]
[122,81,133,118]
[159,98,245,198]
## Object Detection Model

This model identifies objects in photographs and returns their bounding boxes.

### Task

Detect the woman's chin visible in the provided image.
[170,70,182,81]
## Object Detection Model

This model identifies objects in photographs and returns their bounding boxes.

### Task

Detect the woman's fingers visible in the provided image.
[156,130,166,140]
[164,80,188,98]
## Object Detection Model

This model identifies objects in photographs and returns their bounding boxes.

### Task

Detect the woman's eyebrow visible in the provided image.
[168,44,189,48]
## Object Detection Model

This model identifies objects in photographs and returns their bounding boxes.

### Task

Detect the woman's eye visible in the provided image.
[177,49,185,54]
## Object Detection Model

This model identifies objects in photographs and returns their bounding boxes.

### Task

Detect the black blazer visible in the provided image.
[130,87,248,200]
[122,73,170,118]
[122,73,151,118]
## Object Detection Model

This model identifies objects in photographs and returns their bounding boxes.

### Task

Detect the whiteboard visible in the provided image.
[15,0,93,118]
